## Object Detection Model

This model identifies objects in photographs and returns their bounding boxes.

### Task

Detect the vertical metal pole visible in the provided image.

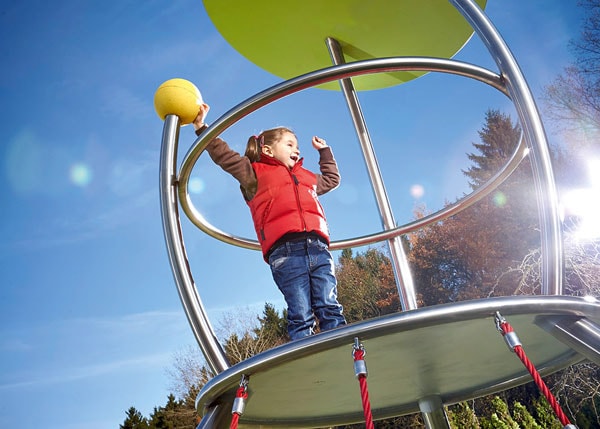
[419,395,451,429]
[326,37,418,311]
[159,114,230,374]
[449,0,563,295]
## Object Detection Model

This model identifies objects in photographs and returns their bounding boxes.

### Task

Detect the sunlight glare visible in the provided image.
[561,158,600,240]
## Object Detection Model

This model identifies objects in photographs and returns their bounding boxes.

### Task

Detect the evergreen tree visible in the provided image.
[148,403,173,429]
[463,109,540,262]
[481,413,512,429]
[479,397,519,429]
[223,303,289,364]
[531,396,562,429]
[448,401,480,428]
[254,302,288,342]
[512,401,541,429]
[121,407,149,429]
[147,394,196,429]
[463,110,523,188]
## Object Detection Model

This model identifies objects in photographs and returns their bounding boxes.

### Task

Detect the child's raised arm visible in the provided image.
[311,136,328,150]
[193,103,210,131]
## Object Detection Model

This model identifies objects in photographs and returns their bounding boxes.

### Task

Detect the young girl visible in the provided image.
[193,103,346,340]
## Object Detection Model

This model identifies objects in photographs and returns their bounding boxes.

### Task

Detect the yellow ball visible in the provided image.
[154,78,203,125]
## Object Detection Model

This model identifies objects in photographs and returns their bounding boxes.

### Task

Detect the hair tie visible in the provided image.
[255,134,264,146]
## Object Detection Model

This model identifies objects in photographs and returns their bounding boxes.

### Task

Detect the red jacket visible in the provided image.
[247,154,330,260]
[198,128,340,262]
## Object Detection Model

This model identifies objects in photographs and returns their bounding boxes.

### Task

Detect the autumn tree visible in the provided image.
[335,247,400,321]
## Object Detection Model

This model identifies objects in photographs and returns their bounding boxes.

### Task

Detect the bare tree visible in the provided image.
[166,344,213,401]
[493,223,600,425]
[543,0,600,156]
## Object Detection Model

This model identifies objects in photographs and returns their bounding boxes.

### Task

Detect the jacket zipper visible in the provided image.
[291,172,307,232]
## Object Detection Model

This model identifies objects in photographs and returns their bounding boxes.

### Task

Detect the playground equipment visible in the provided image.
[154,78,204,125]
[157,1,600,427]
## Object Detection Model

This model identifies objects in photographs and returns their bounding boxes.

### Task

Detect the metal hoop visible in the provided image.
[178,57,512,252]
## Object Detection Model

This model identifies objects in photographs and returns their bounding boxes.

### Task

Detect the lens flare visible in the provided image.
[492,191,507,207]
[410,184,425,199]
[70,163,92,187]
[189,177,206,194]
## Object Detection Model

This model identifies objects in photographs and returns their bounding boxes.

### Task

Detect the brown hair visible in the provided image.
[244,126,295,162]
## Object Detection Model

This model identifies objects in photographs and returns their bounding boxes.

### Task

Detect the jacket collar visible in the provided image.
[258,153,304,170]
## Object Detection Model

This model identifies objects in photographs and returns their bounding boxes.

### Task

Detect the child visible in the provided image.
[193,103,346,340]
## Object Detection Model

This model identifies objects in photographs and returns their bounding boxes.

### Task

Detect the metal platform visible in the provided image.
[195,296,600,428]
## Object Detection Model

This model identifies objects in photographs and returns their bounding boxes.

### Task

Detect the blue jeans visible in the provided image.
[268,235,346,340]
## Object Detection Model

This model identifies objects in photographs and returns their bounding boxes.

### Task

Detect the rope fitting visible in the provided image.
[495,311,522,351]
[503,331,522,351]
[231,375,249,416]
[493,312,576,428]
[352,337,368,377]
[350,337,375,429]
[494,311,506,333]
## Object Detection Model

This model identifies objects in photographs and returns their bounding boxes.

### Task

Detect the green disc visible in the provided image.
[203,0,487,91]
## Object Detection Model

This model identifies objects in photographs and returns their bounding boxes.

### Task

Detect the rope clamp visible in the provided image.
[494,311,506,333]
[494,311,522,352]
[238,374,249,389]
[352,337,368,378]
[231,374,249,416]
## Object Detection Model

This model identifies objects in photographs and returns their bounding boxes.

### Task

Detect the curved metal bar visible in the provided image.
[184,125,527,251]
[178,57,507,252]
[450,0,563,294]
[331,135,529,249]
[159,115,230,374]
[195,403,230,429]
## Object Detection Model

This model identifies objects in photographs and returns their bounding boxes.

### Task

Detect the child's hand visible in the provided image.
[193,103,210,130]
[312,136,328,150]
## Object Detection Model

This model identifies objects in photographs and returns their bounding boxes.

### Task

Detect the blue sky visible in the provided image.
[0,1,587,428]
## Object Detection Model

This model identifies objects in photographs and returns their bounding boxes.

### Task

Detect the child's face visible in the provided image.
[264,131,300,169]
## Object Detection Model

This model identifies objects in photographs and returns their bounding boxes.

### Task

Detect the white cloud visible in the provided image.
[0,310,190,391]
[0,353,172,391]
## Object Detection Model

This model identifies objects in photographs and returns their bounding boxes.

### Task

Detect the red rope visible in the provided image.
[230,384,248,429]
[229,413,240,429]
[498,318,571,427]
[353,348,375,429]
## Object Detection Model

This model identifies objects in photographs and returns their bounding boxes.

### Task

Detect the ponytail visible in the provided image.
[244,127,295,162]
[244,134,263,162]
